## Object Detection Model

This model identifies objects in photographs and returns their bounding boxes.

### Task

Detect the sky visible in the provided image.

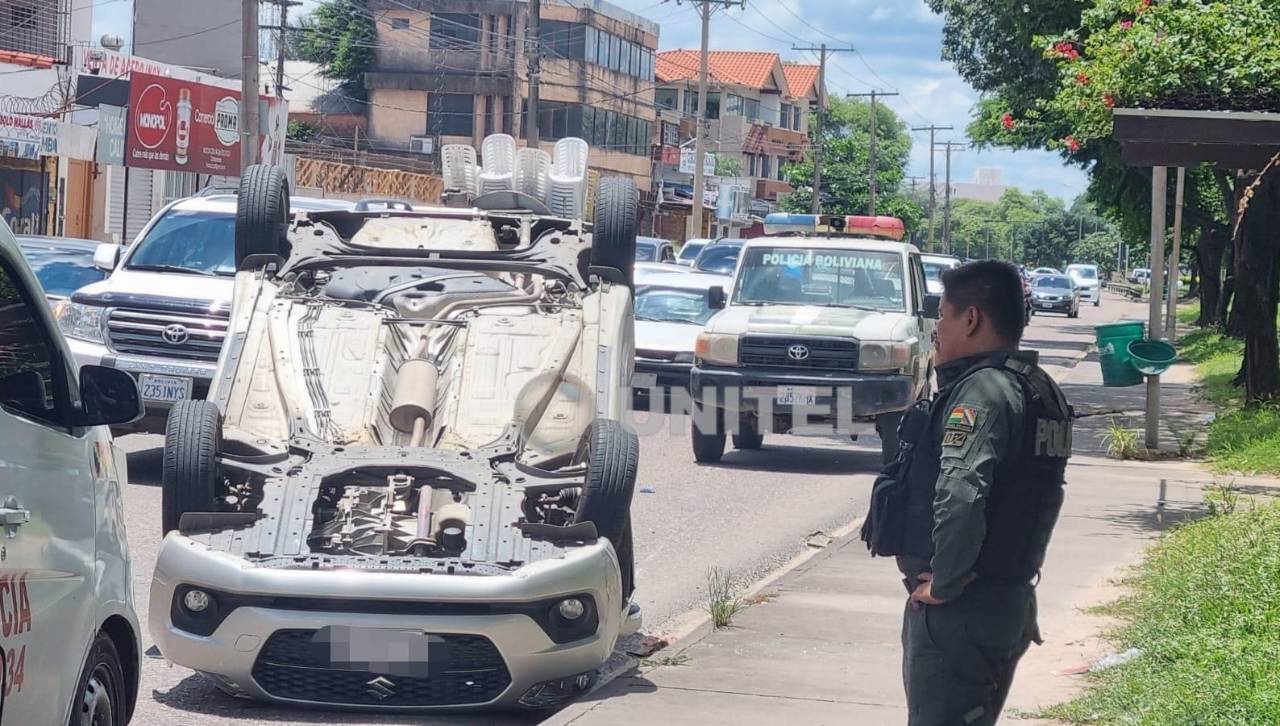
[92,0,1089,202]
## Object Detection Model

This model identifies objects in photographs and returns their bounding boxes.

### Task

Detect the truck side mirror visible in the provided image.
[922,294,941,320]
[93,243,121,272]
[708,286,727,310]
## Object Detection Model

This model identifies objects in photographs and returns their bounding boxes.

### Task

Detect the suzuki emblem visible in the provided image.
[365,676,397,700]
[161,323,189,346]
[787,344,810,361]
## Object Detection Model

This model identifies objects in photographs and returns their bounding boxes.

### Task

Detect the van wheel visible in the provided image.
[235,164,290,271]
[692,405,726,463]
[574,419,638,597]
[70,632,127,726]
[162,400,222,536]
[591,176,638,286]
[876,411,903,465]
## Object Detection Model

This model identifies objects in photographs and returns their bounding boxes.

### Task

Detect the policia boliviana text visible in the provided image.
[861,261,1073,725]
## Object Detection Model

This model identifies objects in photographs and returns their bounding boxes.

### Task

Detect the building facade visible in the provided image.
[364,0,658,187]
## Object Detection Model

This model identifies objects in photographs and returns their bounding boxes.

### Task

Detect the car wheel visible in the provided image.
[162,400,223,536]
[70,632,127,726]
[691,405,726,463]
[1094,298,1101,306]
[235,164,290,271]
[731,413,763,450]
[876,411,903,465]
[591,176,639,286]
[574,419,638,596]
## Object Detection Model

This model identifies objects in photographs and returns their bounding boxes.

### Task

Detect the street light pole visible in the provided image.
[241,0,260,169]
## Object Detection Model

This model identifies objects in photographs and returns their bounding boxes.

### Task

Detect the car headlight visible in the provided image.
[695,333,738,366]
[53,301,108,343]
[859,342,910,371]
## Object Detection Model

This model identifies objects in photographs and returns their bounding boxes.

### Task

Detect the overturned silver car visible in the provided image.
[149,141,642,712]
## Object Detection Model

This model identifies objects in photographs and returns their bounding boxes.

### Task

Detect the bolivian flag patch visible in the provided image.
[946,405,978,432]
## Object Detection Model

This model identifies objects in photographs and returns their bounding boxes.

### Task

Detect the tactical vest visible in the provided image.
[862,354,1071,584]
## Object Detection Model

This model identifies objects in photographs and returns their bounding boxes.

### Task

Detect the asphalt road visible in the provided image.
[120,293,1120,725]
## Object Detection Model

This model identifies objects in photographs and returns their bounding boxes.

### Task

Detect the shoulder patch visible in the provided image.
[946,405,978,432]
[942,430,969,448]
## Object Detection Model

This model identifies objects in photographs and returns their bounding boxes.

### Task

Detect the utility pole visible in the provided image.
[912,124,952,251]
[241,0,260,169]
[938,141,965,254]
[260,2,299,98]
[683,0,742,240]
[794,44,854,214]
[526,0,542,147]
[847,91,898,215]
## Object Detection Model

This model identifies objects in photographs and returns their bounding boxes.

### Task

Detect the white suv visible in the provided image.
[0,219,143,725]
[1066,263,1101,306]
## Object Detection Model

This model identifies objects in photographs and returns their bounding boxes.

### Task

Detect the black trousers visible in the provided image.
[901,584,1038,726]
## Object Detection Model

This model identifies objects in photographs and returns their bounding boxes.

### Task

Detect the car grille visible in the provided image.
[739,336,858,371]
[107,308,228,362]
[251,629,512,707]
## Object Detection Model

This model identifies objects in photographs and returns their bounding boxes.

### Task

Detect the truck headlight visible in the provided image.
[54,301,108,344]
[859,342,910,370]
[695,333,738,366]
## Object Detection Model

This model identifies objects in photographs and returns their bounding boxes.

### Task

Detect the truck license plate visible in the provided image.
[632,372,659,389]
[775,385,817,406]
[139,374,191,403]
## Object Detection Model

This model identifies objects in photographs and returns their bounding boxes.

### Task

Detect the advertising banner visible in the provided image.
[679,147,716,176]
[0,114,43,160]
[126,71,242,175]
[97,105,127,166]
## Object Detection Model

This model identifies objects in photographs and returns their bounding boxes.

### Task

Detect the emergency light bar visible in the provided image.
[763,213,906,241]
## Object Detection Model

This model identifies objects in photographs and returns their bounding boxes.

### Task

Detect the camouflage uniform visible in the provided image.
[892,350,1072,725]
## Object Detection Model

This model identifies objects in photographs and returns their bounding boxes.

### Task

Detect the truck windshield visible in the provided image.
[126,210,236,276]
[734,247,905,311]
[1069,267,1097,280]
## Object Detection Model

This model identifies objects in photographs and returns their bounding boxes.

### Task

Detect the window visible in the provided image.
[777,156,787,181]
[620,39,632,77]
[431,13,481,47]
[655,88,678,111]
[743,97,760,121]
[391,17,410,30]
[662,120,679,146]
[585,27,598,64]
[793,106,802,130]
[725,94,743,117]
[127,210,237,276]
[428,93,474,137]
[761,154,772,179]
[0,260,60,421]
[780,103,792,129]
[685,91,721,120]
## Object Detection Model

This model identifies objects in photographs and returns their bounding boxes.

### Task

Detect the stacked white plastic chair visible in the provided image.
[478,133,517,194]
[514,147,552,203]
[441,144,479,196]
[548,137,589,219]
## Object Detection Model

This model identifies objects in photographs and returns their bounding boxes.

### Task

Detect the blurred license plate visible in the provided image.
[776,386,816,405]
[1037,301,1055,308]
[139,374,191,403]
[312,626,436,678]
[633,372,659,388]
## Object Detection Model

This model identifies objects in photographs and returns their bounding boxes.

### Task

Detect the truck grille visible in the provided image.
[251,629,511,707]
[107,308,228,362]
[739,336,858,371]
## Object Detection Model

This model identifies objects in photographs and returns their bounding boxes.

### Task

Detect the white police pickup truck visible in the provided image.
[690,214,938,464]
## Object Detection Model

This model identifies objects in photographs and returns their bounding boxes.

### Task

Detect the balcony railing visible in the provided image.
[0,0,69,61]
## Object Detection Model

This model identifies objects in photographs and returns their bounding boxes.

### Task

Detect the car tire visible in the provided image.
[692,405,726,463]
[1094,298,1101,307]
[591,176,639,286]
[876,411,903,465]
[162,400,222,536]
[69,632,128,726]
[574,419,638,596]
[235,164,290,271]
[731,414,763,450]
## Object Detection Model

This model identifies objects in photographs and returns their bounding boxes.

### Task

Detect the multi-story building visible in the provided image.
[651,50,822,238]
[364,0,658,188]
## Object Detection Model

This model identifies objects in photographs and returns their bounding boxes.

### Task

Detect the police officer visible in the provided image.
[861,260,1072,725]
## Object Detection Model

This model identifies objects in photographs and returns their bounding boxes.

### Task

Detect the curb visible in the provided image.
[540,516,866,726]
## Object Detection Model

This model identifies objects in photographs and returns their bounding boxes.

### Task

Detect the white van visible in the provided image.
[0,220,144,724]
[1066,263,1102,306]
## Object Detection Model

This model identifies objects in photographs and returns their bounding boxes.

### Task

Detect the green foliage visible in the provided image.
[783,97,924,232]
[295,0,376,97]
[1070,230,1121,275]
[287,119,317,142]
[714,155,743,177]
[1042,500,1280,725]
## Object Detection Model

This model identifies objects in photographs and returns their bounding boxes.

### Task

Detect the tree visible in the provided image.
[783,97,924,233]
[1070,230,1121,275]
[714,156,743,177]
[295,0,376,99]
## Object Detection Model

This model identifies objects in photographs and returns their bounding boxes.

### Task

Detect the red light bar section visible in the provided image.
[844,216,905,241]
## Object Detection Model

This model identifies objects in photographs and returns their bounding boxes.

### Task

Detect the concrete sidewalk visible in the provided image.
[546,301,1230,725]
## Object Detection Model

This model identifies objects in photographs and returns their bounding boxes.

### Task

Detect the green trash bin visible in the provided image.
[1095,321,1145,387]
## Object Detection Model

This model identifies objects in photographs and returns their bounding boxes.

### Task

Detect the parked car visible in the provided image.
[691,214,938,464]
[16,234,109,304]
[1030,274,1081,317]
[635,261,691,279]
[635,236,676,263]
[676,237,714,266]
[1065,263,1102,306]
[1129,267,1151,284]
[1032,266,1062,277]
[633,270,723,410]
[692,238,745,275]
[0,219,144,725]
[150,153,642,712]
[57,194,351,434]
[920,253,963,295]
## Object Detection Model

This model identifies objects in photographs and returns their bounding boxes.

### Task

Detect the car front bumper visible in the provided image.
[149,534,637,711]
[632,358,692,392]
[1077,286,1100,302]
[69,338,217,431]
[690,365,914,419]
[1032,298,1075,312]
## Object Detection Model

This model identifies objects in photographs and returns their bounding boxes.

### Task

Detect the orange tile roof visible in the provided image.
[656,50,783,91]
[783,63,821,98]
[0,50,54,69]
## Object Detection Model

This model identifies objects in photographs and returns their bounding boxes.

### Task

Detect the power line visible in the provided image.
[912,124,953,252]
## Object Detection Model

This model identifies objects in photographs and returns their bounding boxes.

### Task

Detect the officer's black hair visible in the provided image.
[940,260,1027,343]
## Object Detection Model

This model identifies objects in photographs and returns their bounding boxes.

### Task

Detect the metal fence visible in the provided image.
[0,0,70,60]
